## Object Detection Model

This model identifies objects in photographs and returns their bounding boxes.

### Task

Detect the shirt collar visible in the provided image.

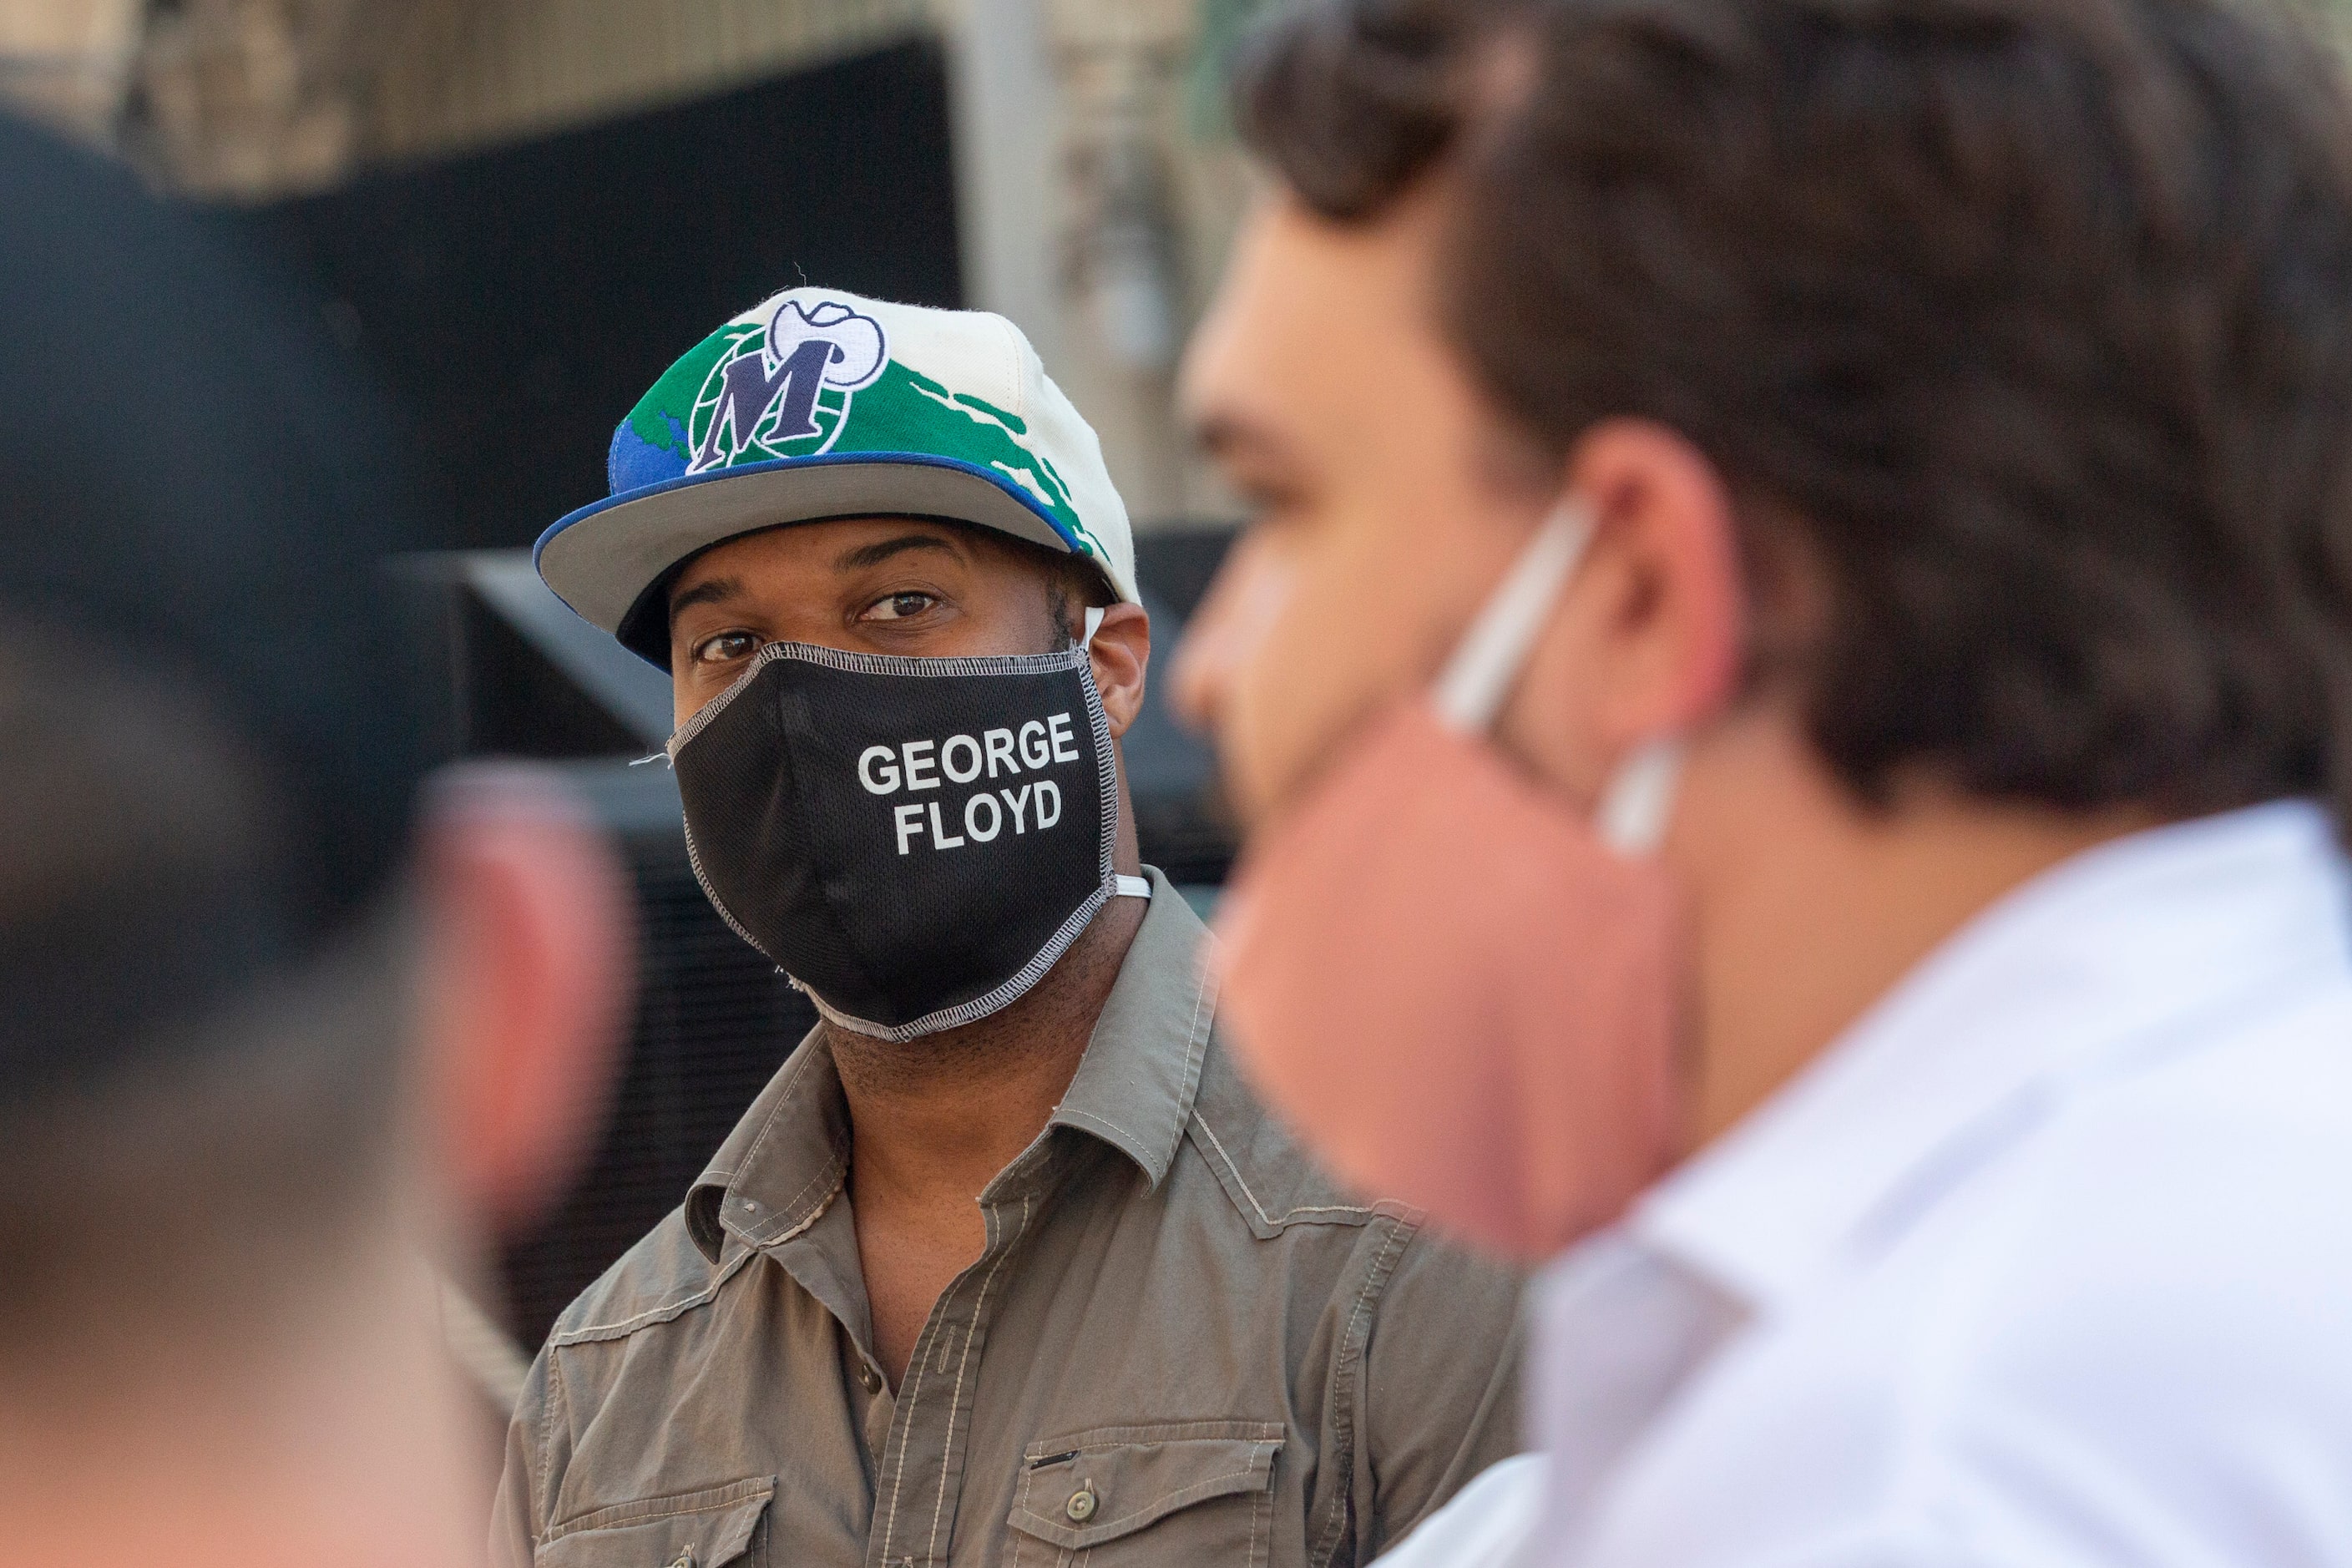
[1045,867,1218,1190]
[685,867,1216,1262]
[686,1029,850,1262]
[1628,800,2352,1313]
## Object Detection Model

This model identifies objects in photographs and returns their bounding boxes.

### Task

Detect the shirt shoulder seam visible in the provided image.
[548,1242,761,1347]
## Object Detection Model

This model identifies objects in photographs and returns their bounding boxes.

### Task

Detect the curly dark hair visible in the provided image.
[1237,0,2352,834]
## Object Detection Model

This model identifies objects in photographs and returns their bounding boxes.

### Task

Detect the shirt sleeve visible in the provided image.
[1353,1221,1528,1562]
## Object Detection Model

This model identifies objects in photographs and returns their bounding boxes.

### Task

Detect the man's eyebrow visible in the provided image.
[668,575,744,617]
[833,533,960,572]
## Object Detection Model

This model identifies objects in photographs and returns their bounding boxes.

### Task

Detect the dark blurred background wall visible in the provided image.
[243,39,961,553]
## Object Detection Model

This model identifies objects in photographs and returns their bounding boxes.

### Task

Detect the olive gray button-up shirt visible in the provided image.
[493,869,1524,1568]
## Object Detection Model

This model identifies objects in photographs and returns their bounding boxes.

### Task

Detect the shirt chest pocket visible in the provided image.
[536,1476,774,1568]
[1006,1422,1284,1567]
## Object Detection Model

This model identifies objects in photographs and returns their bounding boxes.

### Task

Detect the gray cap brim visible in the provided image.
[534,452,1100,665]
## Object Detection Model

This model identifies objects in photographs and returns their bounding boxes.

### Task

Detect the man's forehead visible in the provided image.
[670,516,974,599]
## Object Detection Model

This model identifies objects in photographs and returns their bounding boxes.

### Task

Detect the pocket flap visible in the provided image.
[1008,1421,1283,1550]
[538,1476,775,1567]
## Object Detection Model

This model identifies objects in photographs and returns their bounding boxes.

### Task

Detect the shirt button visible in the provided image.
[1065,1485,1099,1523]
[665,1551,695,1568]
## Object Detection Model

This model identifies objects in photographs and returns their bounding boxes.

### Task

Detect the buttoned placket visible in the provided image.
[669,875,1238,1565]
[739,1118,1076,1568]
[859,1137,1069,1568]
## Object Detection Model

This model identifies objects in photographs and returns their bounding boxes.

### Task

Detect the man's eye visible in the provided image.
[862,592,938,622]
[692,630,758,665]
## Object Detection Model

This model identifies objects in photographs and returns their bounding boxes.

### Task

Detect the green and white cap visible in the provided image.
[535,286,1138,665]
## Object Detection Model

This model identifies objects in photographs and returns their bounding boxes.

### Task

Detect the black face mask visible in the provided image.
[668,630,1151,1040]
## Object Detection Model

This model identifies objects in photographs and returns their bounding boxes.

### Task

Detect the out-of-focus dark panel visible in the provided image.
[241,40,961,553]
[1129,527,1241,885]
[498,761,815,1351]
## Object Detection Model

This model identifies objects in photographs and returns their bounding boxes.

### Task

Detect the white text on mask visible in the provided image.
[857,716,1080,855]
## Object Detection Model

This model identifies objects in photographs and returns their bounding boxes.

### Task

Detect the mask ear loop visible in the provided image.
[1432,499,1595,731]
[1431,501,1596,731]
[1428,497,1685,857]
[1596,737,1683,857]
[1080,600,1153,901]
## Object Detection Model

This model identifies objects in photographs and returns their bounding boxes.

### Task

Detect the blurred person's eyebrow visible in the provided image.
[1193,412,1282,463]
[670,576,745,616]
[833,534,959,572]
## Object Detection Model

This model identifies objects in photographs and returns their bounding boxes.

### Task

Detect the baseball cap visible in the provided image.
[535,286,1141,666]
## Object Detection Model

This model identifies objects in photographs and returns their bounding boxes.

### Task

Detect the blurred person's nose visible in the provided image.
[1168,526,1294,749]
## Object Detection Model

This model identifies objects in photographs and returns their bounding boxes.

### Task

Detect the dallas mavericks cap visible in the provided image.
[536,287,1141,665]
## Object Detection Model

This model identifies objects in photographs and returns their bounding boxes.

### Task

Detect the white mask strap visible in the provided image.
[1431,499,1595,732]
[1086,605,1150,901]
[1429,497,1685,856]
[1596,736,1684,857]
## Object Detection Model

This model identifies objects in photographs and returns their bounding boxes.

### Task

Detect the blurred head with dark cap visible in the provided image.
[0,114,630,1565]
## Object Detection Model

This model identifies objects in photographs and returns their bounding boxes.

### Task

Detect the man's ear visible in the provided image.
[414,765,635,1236]
[1082,600,1152,739]
[1500,419,1748,802]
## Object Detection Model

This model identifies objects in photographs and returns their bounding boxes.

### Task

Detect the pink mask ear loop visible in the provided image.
[1428,496,1685,858]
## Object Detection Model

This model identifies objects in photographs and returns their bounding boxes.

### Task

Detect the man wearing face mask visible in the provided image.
[496,287,1525,1565]
[1176,0,2352,1563]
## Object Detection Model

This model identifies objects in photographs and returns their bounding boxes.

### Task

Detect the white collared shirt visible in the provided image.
[1385,801,2352,1567]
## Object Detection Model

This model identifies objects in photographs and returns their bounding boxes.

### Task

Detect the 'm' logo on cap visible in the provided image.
[687,297,888,473]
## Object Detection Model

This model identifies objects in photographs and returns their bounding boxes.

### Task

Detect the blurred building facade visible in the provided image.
[0,0,1254,527]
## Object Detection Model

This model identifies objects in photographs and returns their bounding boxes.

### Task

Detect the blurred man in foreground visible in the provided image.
[0,118,631,1567]
[1177,0,2352,1560]
[498,287,1523,1565]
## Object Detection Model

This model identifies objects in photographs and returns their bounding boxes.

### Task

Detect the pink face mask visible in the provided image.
[1212,503,1685,1260]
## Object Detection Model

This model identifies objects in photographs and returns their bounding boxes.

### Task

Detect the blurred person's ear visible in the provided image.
[1495,419,1750,807]
[415,766,635,1234]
